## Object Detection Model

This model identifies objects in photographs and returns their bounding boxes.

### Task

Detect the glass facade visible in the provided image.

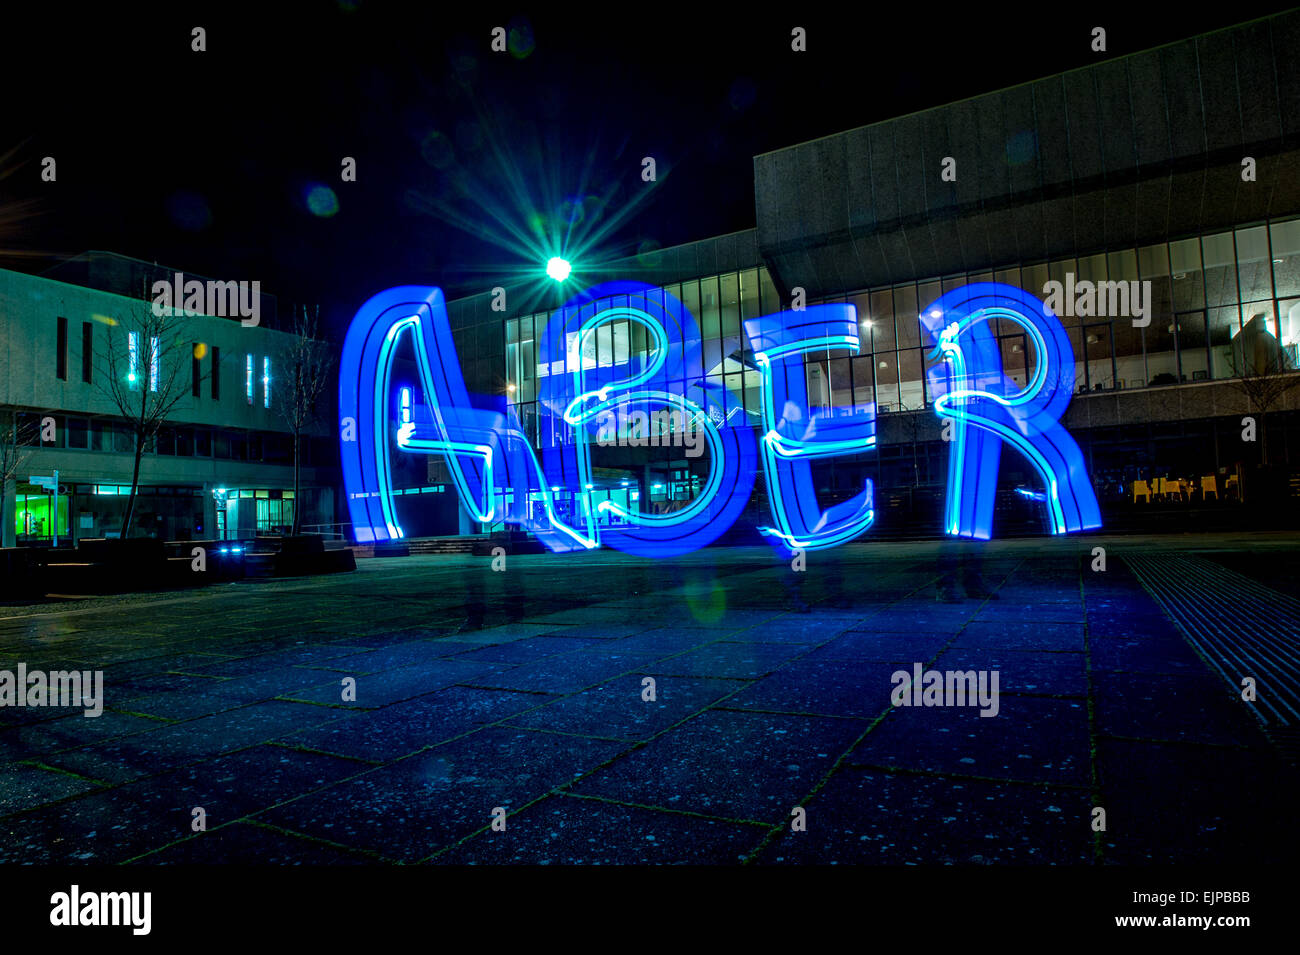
[13,487,68,541]
[505,267,777,444]
[504,216,1300,426]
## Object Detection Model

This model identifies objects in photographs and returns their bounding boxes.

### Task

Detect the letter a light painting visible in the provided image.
[338,286,592,551]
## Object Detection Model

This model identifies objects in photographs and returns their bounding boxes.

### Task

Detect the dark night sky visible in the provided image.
[2,2,1292,336]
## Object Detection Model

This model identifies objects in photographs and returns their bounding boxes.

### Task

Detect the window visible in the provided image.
[506,319,519,398]
[1202,232,1238,307]
[720,273,741,341]
[870,290,897,350]
[56,317,67,380]
[898,349,924,409]
[700,276,720,341]
[81,322,92,383]
[875,352,900,412]
[192,344,201,397]
[1176,311,1209,380]
[15,412,40,446]
[829,356,853,411]
[1170,237,1206,312]
[894,285,920,348]
[126,332,160,390]
[128,332,140,386]
[262,355,271,408]
[66,418,88,449]
[246,353,254,404]
[211,346,221,399]
[852,355,875,412]
[112,422,134,453]
[40,414,64,447]
[1271,218,1300,297]
[1236,225,1272,303]
[263,432,290,464]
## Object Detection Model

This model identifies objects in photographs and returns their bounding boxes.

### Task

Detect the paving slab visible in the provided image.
[1096,738,1299,863]
[724,660,901,719]
[641,642,809,680]
[506,674,741,741]
[133,822,374,864]
[431,793,764,864]
[758,767,1094,864]
[848,695,1091,786]
[571,709,864,824]
[259,727,629,861]
[282,685,551,761]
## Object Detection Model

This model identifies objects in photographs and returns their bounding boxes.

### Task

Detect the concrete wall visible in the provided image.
[0,266,317,429]
[754,10,1300,299]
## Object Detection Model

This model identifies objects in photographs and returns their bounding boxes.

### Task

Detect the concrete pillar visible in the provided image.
[201,483,219,541]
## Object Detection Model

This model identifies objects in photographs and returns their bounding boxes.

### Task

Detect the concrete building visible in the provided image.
[395,10,1300,541]
[0,252,339,547]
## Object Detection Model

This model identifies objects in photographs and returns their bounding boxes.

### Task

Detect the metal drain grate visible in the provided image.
[1124,554,1300,728]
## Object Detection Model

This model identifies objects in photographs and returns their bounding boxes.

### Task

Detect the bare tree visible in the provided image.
[97,295,199,538]
[1223,315,1300,466]
[895,402,929,489]
[274,306,333,535]
[0,409,37,546]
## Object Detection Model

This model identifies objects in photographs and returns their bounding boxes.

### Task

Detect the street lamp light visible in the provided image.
[545,257,571,282]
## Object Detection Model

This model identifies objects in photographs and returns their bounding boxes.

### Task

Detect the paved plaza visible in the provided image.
[1,533,1296,864]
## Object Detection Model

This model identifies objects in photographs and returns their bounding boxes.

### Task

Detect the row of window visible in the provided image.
[76,485,207,497]
[5,411,336,467]
[502,217,1300,435]
[53,321,273,409]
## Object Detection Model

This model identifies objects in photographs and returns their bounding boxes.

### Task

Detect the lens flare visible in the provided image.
[546,257,571,282]
[305,184,339,217]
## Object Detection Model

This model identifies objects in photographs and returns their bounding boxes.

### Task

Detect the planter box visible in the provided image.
[76,537,166,564]
[0,547,43,599]
[274,547,356,577]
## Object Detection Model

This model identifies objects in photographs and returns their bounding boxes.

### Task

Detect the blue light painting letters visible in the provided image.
[339,280,1099,556]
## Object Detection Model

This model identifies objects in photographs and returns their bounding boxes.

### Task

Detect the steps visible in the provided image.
[408,536,488,555]
[352,535,488,558]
